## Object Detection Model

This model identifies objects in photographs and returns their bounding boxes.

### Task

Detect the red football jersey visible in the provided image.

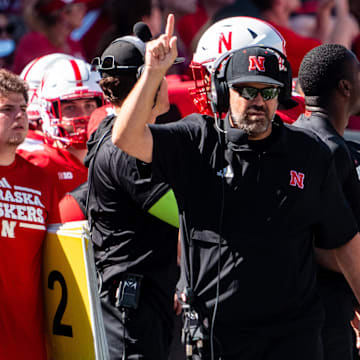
[59,192,86,222]
[276,95,306,124]
[87,103,114,137]
[17,142,88,199]
[25,129,46,144]
[0,155,59,360]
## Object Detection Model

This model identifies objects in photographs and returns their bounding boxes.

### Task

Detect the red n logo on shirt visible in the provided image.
[218,32,232,54]
[289,170,305,189]
[248,56,265,72]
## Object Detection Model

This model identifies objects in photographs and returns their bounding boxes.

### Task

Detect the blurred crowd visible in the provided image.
[1,0,359,77]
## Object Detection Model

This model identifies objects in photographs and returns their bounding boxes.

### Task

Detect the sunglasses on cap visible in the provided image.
[91,56,139,71]
[92,54,185,72]
[230,85,280,101]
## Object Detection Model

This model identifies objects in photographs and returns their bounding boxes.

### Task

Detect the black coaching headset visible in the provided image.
[210,45,294,115]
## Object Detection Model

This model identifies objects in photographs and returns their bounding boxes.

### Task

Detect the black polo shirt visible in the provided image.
[347,139,360,180]
[295,113,360,323]
[87,116,179,329]
[149,113,358,350]
[295,113,360,223]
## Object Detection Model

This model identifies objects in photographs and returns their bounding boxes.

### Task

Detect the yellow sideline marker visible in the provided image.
[43,221,109,359]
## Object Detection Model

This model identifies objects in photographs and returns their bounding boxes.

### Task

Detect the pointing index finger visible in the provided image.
[165,13,175,40]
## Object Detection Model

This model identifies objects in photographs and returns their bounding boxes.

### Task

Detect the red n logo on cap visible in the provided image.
[278,56,286,71]
[218,32,232,54]
[248,56,265,72]
[289,170,305,189]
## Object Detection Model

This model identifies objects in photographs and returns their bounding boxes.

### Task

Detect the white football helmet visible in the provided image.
[190,16,287,115]
[39,57,104,148]
[20,53,74,129]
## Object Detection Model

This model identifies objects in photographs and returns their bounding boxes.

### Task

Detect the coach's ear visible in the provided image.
[338,79,351,97]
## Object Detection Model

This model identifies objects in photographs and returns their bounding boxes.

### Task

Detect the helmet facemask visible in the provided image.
[189,60,214,116]
[47,94,103,149]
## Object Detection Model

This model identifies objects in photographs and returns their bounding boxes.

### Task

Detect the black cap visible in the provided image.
[98,33,184,78]
[226,47,284,87]
[99,36,145,78]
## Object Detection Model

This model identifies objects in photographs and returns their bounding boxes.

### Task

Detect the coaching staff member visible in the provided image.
[111,14,360,359]
[85,33,180,359]
[294,44,360,360]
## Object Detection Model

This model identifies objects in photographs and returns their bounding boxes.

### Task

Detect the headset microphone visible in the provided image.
[133,21,185,66]
[133,22,153,42]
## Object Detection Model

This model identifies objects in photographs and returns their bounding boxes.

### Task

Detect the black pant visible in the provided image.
[100,293,172,360]
[322,324,354,360]
[317,267,357,360]
[196,327,323,360]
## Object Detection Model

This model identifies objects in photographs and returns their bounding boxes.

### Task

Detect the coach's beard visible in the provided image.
[230,106,272,137]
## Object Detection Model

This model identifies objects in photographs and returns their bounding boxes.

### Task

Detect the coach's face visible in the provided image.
[228,82,279,140]
[0,92,28,149]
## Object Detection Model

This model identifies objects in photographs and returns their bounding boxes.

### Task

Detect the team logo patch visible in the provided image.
[289,170,305,189]
[217,165,234,179]
[248,56,265,72]
[58,171,74,180]
[0,177,11,189]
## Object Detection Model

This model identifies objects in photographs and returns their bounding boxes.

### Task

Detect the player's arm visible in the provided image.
[335,233,360,304]
[112,14,178,163]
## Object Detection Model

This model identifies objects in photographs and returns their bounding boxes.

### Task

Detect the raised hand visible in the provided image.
[145,14,178,75]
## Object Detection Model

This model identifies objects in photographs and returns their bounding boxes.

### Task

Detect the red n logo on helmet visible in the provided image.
[248,56,265,72]
[218,32,232,54]
[289,170,305,189]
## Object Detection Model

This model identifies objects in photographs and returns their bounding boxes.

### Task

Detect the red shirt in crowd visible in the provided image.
[268,22,321,77]
[12,32,85,74]
[352,33,360,61]
[177,4,208,54]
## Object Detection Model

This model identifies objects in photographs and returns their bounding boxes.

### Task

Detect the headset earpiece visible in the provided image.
[210,50,236,114]
[211,72,229,114]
